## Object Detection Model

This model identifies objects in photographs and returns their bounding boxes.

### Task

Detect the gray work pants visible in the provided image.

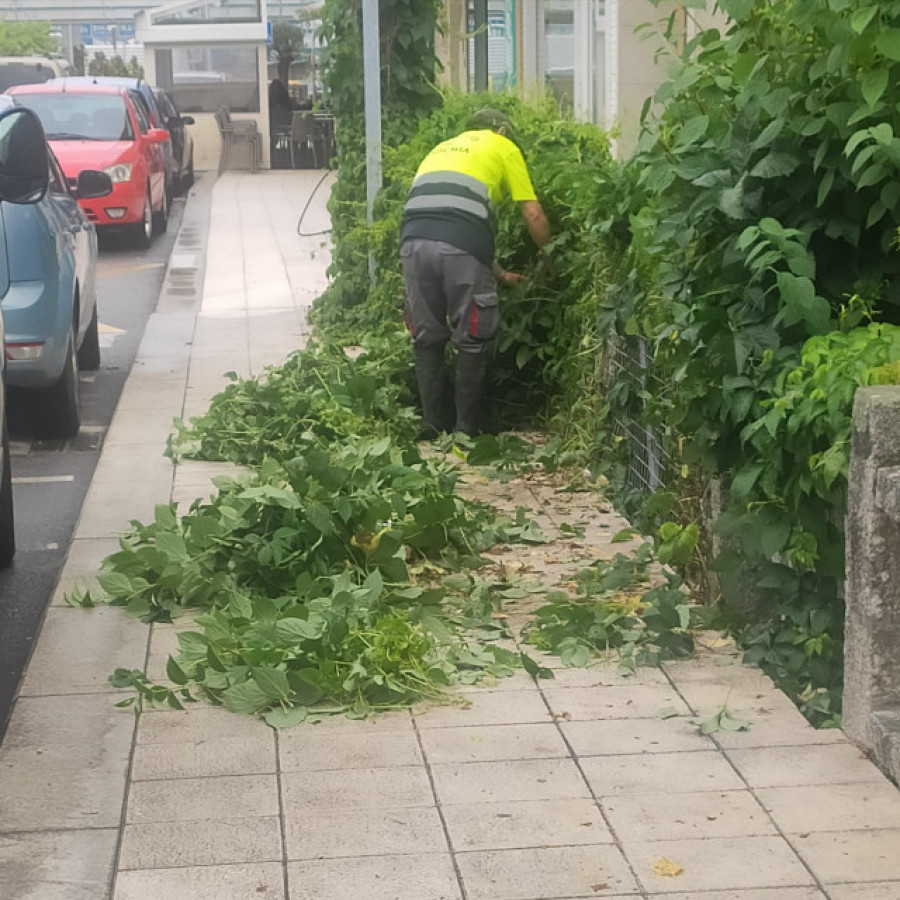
[400,239,498,354]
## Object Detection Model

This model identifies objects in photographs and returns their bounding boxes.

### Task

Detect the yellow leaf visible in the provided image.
[653,858,684,878]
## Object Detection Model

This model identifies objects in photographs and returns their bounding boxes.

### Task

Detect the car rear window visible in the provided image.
[12,93,134,142]
[0,63,55,92]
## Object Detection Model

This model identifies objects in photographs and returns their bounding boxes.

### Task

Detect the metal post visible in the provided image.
[473,0,488,92]
[362,0,383,227]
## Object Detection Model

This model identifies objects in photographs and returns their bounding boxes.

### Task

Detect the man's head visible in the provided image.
[466,108,515,140]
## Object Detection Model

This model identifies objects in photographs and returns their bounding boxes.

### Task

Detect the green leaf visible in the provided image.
[850,6,878,32]
[222,680,272,715]
[875,28,900,60]
[749,153,799,179]
[751,118,785,150]
[264,707,308,729]
[166,656,190,686]
[612,527,642,543]
[673,114,710,149]
[860,69,889,107]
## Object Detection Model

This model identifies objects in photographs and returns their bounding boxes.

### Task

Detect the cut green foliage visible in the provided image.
[688,705,751,736]
[522,544,698,671]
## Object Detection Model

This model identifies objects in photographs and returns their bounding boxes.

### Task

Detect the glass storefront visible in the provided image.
[155,45,260,113]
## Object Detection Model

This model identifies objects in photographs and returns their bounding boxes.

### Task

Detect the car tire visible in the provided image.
[37,324,80,440]
[0,418,15,569]
[131,188,153,249]
[77,302,101,371]
[153,183,168,235]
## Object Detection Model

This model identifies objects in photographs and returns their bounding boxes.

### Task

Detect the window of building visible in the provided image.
[155,45,260,113]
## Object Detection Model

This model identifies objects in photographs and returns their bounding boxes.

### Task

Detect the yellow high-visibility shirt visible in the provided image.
[414,129,537,205]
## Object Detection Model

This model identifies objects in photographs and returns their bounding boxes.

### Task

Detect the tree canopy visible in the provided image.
[0,21,58,57]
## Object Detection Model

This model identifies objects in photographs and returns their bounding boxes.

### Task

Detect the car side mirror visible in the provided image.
[181,115,195,126]
[75,170,113,200]
[0,108,49,204]
[146,127,171,144]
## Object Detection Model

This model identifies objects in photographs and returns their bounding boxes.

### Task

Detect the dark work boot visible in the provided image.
[454,351,490,436]
[414,345,453,439]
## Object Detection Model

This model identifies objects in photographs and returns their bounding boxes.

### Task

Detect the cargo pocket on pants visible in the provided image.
[468,293,499,341]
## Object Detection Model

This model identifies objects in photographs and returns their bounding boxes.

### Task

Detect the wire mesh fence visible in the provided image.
[602,334,671,496]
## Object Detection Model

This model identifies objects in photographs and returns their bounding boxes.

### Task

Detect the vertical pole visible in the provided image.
[473,0,488,92]
[362,0,382,227]
[508,0,517,87]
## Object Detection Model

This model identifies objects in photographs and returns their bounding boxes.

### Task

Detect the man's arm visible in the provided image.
[519,199,551,249]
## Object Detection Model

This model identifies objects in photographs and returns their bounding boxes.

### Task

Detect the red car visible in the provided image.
[7,79,170,247]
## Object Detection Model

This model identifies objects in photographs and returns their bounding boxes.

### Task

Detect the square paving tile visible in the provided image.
[118,817,282,869]
[127,774,279,824]
[283,709,414,735]
[757,783,900,833]
[285,806,448,859]
[581,751,745,796]
[624,835,814,893]
[419,723,569,764]
[602,790,774,842]
[17,606,149,696]
[647,890,826,900]
[0,695,135,832]
[413,689,550,728]
[541,685,690,721]
[131,734,277,781]
[137,705,270,744]
[791,830,900,883]
[456,845,639,899]
[561,717,715,756]
[288,853,462,900]
[0,828,117,900]
[827,883,900,899]
[114,862,285,899]
[278,728,422,771]
[538,663,670,689]
[726,743,888,788]
[431,758,589,805]
[712,710,850,749]
[281,766,434,810]
[442,798,611,851]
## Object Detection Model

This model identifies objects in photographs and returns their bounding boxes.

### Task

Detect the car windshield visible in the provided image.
[14,93,134,142]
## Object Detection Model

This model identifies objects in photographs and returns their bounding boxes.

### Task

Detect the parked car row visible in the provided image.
[6,76,195,249]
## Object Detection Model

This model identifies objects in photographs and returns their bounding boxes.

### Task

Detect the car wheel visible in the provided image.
[37,324,80,439]
[0,418,15,569]
[131,188,153,249]
[77,301,101,371]
[153,183,168,235]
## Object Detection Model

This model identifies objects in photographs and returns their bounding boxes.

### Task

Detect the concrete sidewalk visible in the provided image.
[0,170,899,900]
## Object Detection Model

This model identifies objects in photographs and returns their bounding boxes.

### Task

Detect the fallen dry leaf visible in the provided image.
[653,858,684,877]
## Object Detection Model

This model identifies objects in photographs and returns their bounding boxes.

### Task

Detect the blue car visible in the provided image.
[0,95,112,438]
[0,104,57,565]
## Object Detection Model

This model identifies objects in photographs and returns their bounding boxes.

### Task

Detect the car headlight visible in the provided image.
[103,163,132,183]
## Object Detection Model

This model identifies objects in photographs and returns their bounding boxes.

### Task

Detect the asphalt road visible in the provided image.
[0,200,185,741]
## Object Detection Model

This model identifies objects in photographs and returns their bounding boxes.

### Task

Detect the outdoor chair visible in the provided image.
[215,107,262,173]
[289,111,327,169]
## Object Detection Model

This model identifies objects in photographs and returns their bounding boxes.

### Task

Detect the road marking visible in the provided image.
[98,261,166,278]
[13,475,76,484]
[99,323,126,334]
[46,542,59,550]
